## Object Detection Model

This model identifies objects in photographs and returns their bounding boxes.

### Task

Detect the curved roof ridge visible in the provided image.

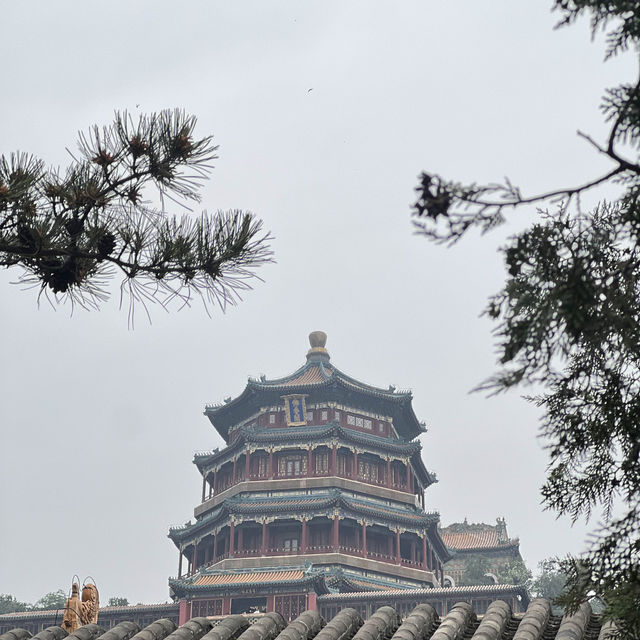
[199,564,311,576]
[343,493,414,511]
[335,424,416,447]
[319,361,334,380]
[329,365,412,398]
[246,358,410,399]
[205,356,425,441]
[440,528,520,551]
[340,495,436,526]
[249,361,315,386]
[317,584,527,600]
[169,567,329,594]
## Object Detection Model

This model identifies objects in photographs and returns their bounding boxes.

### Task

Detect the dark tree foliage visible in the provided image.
[0,109,272,317]
[0,591,66,613]
[496,558,532,587]
[458,557,531,587]
[33,591,66,611]
[0,594,28,614]
[411,3,639,636]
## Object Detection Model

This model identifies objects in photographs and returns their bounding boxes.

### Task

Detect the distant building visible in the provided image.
[439,518,523,587]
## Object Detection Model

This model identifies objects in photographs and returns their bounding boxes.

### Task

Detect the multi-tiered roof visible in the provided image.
[168,332,450,621]
[203,332,425,442]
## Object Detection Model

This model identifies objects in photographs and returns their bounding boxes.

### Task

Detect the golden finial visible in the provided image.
[307,331,330,362]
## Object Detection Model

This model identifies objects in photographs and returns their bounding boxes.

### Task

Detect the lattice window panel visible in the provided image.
[191,599,222,617]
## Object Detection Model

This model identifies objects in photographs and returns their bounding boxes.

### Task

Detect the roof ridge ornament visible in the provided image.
[306,330,330,363]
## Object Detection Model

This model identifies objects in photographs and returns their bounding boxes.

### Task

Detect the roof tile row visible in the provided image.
[0,598,610,640]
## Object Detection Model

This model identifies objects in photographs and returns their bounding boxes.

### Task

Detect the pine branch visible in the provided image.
[0,110,273,315]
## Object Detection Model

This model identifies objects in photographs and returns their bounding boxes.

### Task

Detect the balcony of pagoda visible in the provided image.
[180,515,436,579]
[199,447,420,513]
[196,483,420,523]
[203,459,247,501]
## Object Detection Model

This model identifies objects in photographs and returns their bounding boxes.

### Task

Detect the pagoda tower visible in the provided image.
[168,332,450,621]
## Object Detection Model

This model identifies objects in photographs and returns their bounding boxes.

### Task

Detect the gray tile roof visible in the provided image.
[0,599,609,640]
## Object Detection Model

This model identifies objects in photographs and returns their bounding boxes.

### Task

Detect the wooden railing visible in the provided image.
[203,471,410,502]
[401,557,425,569]
[188,545,428,573]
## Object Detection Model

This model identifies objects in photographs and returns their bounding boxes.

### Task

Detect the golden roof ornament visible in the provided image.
[306,331,330,363]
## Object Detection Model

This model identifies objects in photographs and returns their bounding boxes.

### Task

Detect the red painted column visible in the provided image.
[307,592,317,612]
[213,533,217,561]
[423,536,428,570]
[362,522,367,558]
[387,533,393,558]
[232,458,237,484]
[178,547,183,578]
[193,540,198,572]
[178,599,189,625]
[238,527,244,554]
[261,522,267,555]
[301,519,307,553]
[266,595,275,613]
[405,461,411,492]
[307,448,313,476]
[229,522,235,556]
[245,450,251,479]
[213,469,218,494]
[201,476,206,502]
[353,451,359,479]
[396,531,401,564]
[331,446,337,475]
[269,450,274,478]
[386,459,391,488]
[332,516,339,551]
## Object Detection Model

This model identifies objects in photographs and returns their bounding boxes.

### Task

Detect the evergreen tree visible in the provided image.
[0,590,66,613]
[0,109,272,315]
[496,558,532,587]
[412,3,640,636]
[0,595,28,614]
[32,591,66,611]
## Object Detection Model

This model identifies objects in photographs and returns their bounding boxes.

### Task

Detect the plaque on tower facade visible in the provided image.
[283,394,307,426]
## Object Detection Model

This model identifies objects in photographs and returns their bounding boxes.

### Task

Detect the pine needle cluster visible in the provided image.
[0,109,273,317]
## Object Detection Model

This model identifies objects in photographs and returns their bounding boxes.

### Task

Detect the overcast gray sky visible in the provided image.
[1,1,635,606]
